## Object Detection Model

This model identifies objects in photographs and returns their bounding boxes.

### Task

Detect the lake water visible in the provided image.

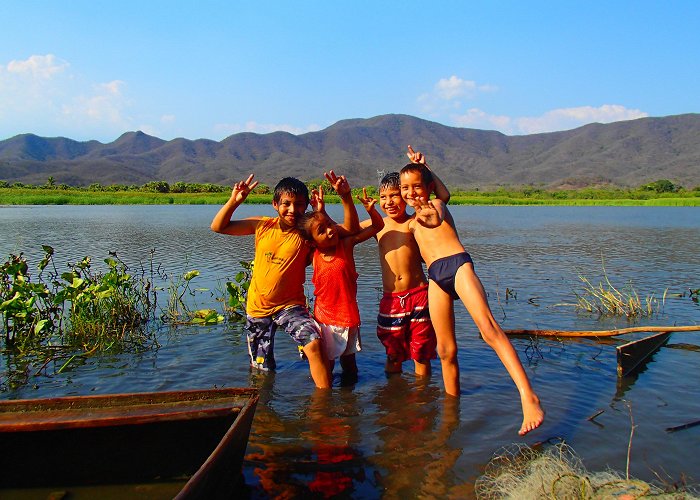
[1,204,699,498]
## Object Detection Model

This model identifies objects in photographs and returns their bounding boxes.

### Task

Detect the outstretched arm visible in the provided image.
[407,145,450,203]
[210,174,261,235]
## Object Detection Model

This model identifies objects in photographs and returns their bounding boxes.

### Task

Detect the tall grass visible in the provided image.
[571,267,666,318]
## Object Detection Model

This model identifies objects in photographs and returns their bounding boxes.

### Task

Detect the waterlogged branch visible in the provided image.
[504,325,700,338]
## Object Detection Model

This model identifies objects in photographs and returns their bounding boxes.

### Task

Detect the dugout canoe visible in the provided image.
[0,387,259,498]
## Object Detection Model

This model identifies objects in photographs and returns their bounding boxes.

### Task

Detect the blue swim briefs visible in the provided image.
[427,252,473,300]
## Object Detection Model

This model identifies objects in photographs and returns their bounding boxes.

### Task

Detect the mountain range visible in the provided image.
[1,113,699,189]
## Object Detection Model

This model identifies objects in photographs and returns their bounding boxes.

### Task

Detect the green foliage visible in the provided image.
[569,261,665,319]
[0,249,59,350]
[1,248,157,356]
[640,179,679,193]
[55,255,153,345]
[224,260,254,322]
[141,180,170,193]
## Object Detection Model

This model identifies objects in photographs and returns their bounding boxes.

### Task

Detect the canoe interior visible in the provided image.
[0,388,259,492]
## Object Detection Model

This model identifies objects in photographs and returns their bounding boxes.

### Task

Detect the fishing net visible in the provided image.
[475,442,699,499]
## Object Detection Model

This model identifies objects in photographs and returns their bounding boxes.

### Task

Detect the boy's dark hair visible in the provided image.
[273,177,309,204]
[297,210,327,241]
[399,163,434,186]
[379,172,400,192]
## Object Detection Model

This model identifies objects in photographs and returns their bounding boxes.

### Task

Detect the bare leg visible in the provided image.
[339,353,358,374]
[302,339,331,389]
[428,281,460,397]
[385,357,402,374]
[413,359,432,377]
[454,264,544,435]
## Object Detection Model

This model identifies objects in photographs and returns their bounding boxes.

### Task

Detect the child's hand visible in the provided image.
[356,187,377,212]
[413,197,441,228]
[231,174,259,203]
[407,145,427,166]
[310,185,325,212]
[325,170,351,197]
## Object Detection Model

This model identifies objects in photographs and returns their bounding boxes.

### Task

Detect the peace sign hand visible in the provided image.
[406,145,427,166]
[356,187,377,212]
[310,184,325,213]
[325,170,351,197]
[231,174,259,203]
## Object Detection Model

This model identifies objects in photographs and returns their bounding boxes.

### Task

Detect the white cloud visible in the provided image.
[514,105,648,134]
[5,54,69,79]
[62,80,129,124]
[452,104,649,135]
[418,75,496,114]
[0,54,132,140]
[212,121,322,139]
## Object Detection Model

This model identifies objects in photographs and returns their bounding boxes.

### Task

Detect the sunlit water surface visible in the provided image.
[1,205,699,498]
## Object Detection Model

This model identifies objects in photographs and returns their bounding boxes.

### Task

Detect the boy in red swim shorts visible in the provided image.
[362,146,450,377]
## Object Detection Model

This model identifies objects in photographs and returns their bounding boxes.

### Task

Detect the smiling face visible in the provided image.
[379,186,407,220]
[307,213,338,249]
[273,192,308,229]
[399,170,432,208]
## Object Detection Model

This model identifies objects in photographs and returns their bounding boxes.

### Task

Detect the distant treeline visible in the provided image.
[1,177,699,206]
[2,177,698,196]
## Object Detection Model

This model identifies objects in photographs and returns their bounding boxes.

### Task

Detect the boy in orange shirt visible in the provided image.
[211,174,338,388]
[399,161,544,435]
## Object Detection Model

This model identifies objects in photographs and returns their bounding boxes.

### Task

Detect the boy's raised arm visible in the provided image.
[210,174,262,235]
[349,188,385,244]
[326,170,361,235]
[407,145,450,203]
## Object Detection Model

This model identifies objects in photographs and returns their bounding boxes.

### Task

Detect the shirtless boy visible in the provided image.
[363,146,450,377]
[399,162,544,435]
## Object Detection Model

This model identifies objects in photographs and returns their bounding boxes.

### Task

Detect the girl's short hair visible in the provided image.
[298,210,328,241]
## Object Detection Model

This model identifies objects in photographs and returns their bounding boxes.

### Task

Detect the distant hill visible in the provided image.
[1,113,699,189]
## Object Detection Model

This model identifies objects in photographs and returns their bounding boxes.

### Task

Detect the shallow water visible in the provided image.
[1,204,699,498]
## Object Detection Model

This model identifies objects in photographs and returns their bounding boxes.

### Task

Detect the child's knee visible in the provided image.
[302,338,325,358]
[437,343,458,362]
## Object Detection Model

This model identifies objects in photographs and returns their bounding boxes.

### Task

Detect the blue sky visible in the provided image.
[1,1,699,143]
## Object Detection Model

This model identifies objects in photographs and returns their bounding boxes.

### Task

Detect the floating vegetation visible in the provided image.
[223,260,254,323]
[475,442,698,499]
[563,258,666,319]
[1,247,156,354]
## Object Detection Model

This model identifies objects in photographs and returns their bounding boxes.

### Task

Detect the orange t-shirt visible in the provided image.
[246,217,311,317]
[311,242,360,327]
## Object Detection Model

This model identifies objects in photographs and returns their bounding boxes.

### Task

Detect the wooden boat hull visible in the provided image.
[0,387,259,497]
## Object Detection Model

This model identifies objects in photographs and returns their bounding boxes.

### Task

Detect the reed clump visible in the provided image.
[572,271,665,319]
[475,443,698,499]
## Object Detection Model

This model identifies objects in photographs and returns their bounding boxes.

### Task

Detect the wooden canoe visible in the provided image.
[0,387,259,498]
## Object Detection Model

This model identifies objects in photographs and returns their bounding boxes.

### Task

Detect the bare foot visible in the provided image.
[519,393,544,436]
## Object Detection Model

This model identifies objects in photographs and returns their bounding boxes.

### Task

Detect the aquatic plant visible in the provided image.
[224,260,254,323]
[160,268,226,326]
[572,272,665,319]
[0,249,60,350]
[1,247,158,354]
[55,254,153,347]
